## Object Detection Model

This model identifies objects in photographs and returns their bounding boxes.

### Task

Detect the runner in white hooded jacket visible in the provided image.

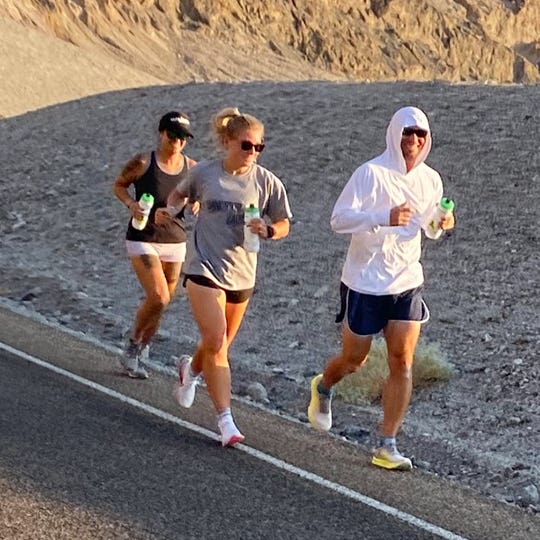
[308,106,455,470]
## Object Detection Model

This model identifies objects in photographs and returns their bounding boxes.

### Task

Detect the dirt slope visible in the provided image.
[0,0,538,117]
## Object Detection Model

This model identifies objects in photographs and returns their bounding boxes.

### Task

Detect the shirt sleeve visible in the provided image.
[420,169,444,231]
[330,166,390,234]
[262,171,293,223]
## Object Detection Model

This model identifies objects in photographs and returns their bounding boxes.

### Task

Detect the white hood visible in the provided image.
[331,105,444,295]
[382,106,432,175]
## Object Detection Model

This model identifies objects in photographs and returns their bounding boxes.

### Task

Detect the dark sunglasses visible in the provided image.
[166,130,186,142]
[240,140,265,153]
[402,127,428,138]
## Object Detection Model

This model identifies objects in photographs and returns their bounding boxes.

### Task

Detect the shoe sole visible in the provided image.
[307,374,331,431]
[119,365,148,379]
[371,456,413,471]
[123,367,148,379]
[127,371,149,380]
[222,434,245,447]
[172,381,195,408]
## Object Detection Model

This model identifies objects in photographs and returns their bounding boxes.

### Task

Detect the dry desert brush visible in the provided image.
[334,338,454,405]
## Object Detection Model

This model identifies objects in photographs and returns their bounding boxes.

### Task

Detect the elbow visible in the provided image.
[330,215,343,233]
[272,219,290,239]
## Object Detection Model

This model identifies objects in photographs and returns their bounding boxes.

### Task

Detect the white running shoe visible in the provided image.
[372,446,413,471]
[307,374,332,431]
[218,417,245,447]
[173,355,200,408]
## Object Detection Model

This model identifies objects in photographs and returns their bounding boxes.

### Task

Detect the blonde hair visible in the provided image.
[211,107,264,148]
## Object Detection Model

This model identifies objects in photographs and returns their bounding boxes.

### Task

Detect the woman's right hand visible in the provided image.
[128,201,143,220]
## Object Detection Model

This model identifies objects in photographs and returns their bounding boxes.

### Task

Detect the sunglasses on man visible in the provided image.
[402,127,428,138]
[240,140,265,153]
[166,130,187,142]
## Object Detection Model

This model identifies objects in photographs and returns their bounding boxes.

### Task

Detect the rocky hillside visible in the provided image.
[0,0,538,116]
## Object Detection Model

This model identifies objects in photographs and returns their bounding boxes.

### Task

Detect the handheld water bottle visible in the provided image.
[131,193,154,231]
[425,197,454,239]
[244,203,260,253]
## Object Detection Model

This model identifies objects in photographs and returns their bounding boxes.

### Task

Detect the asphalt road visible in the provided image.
[0,349,437,540]
[0,305,538,540]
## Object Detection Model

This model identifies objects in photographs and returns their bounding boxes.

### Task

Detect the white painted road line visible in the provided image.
[1,341,469,540]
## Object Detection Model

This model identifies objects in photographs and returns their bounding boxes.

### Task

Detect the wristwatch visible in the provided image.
[266,225,276,239]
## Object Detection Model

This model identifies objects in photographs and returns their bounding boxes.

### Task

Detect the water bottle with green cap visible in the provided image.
[425,197,454,239]
[244,203,260,253]
[132,193,155,231]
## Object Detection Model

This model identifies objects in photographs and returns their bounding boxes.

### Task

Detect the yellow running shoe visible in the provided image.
[372,446,413,471]
[307,374,332,431]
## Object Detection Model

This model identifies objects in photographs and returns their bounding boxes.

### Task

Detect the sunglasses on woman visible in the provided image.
[402,127,428,138]
[240,140,265,153]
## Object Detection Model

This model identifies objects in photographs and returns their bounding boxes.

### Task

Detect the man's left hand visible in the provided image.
[440,213,455,231]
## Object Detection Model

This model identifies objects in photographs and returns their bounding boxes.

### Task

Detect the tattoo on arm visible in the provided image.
[119,154,147,184]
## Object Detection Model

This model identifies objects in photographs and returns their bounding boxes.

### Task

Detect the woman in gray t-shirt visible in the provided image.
[166,107,292,446]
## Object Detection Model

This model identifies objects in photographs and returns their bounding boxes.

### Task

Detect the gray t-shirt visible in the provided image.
[180,159,292,290]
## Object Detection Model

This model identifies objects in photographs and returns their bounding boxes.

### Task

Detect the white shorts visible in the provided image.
[125,241,186,263]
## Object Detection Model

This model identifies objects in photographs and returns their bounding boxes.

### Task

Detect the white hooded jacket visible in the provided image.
[331,106,443,295]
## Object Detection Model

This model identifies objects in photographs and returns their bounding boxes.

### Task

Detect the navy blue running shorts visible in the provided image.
[335,283,430,336]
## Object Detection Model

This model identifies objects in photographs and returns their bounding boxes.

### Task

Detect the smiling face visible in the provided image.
[400,126,428,164]
[225,126,265,171]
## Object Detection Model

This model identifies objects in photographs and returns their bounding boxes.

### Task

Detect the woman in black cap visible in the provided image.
[113,111,197,378]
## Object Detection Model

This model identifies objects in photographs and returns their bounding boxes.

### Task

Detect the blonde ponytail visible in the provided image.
[211,107,264,149]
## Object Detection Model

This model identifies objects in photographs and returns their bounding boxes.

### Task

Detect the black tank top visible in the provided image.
[126,152,188,243]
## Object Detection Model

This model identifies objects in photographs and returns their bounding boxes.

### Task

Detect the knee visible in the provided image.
[200,332,227,357]
[387,354,413,379]
[147,291,171,311]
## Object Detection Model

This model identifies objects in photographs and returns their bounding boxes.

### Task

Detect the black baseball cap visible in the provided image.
[158,111,193,139]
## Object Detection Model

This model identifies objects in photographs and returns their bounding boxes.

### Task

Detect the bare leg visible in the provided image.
[162,261,182,297]
[224,300,250,347]
[130,256,180,343]
[186,281,249,413]
[321,324,372,389]
[380,320,421,437]
[130,256,181,343]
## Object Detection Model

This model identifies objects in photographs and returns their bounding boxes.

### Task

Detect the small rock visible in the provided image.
[245,382,269,403]
[154,329,171,341]
[340,425,370,442]
[313,285,329,298]
[515,483,539,507]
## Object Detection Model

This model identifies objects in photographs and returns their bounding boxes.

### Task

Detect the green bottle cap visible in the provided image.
[440,197,454,212]
[141,193,154,204]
